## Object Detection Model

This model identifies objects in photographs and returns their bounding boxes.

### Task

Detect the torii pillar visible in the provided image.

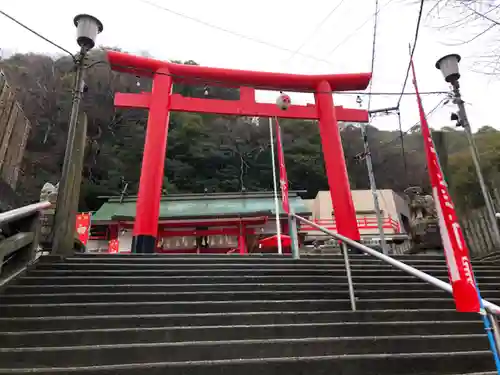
[107,51,371,253]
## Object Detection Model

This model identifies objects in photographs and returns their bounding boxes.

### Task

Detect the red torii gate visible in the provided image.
[107,50,371,254]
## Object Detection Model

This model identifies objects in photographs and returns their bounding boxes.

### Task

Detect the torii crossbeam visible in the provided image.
[107,50,371,254]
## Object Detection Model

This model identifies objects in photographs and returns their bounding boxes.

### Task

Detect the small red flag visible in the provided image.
[108,239,120,254]
[75,213,91,245]
[275,118,290,214]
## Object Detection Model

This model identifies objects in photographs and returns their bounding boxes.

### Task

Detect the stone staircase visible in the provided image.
[0,253,498,374]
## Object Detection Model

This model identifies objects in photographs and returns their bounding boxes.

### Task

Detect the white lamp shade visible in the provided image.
[74,14,103,51]
[435,54,461,83]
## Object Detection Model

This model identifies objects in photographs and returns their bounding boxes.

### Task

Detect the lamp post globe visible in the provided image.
[74,14,103,51]
[435,54,461,83]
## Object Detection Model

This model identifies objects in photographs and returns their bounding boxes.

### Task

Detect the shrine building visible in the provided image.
[87,189,411,254]
[88,192,310,254]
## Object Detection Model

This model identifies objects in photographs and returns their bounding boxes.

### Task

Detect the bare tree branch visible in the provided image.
[425,0,500,75]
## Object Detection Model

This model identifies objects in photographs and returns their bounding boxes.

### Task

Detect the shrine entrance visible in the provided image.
[107,51,371,253]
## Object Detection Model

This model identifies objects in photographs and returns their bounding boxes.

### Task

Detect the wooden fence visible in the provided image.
[0,70,31,190]
[461,206,498,258]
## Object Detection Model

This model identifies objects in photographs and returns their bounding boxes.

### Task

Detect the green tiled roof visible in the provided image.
[92,192,310,222]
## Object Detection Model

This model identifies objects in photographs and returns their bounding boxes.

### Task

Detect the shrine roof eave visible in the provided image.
[92,210,311,224]
[107,50,371,92]
[91,193,311,222]
[111,211,275,222]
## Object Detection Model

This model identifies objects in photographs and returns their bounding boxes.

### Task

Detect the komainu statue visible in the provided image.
[39,182,86,252]
[405,186,442,251]
[39,182,58,247]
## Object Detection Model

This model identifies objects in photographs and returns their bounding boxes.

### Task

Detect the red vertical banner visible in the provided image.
[275,118,290,214]
[410,59,480,313]
[75,213,91,245]
[108,239,120,254]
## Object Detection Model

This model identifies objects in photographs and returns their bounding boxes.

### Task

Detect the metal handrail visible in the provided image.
[293,213,500,315]
[0,201,51,226]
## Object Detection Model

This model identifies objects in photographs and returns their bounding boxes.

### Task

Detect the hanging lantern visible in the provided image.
[276,93,291,110]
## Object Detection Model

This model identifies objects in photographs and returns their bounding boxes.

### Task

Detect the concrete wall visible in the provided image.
[87,230,133,253]
[302,199,315,217]
[314,189,402,218]
[310,189,410,236]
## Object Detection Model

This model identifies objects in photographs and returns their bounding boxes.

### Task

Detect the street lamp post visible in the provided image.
[52,15,103,256]
[435,54,500,248]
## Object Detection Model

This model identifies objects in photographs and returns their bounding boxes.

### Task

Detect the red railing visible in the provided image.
[300,216,401,233]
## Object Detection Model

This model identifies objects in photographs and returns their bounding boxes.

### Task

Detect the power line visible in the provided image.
[136,0,335,66]
[386,0,424,186]
[0,9,447,99]
[0,9,74,58]
[379,98,446,148]
[396,0,424,108]
[340,91,446,96]
[326,0,397,57]
[2,5,447,98]
[367,0,380,112]
[285,0,345,63]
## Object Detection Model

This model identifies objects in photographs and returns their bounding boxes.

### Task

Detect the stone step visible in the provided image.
[0,298,495,317]
[33,262,500,271]
[2,253,497,375]
[0,321,484,348]
[4,289,500,305]
[0,351,494,375]
[66,253,448,259]
[0,335,488,369]
[3,289,500,304]
[0,290,346,304]
[14,274,500,285]
[24,268,500,279]
[1,282,442,294]
[0,309,478,332]
[56,255,450,265]
[6,282,500,295]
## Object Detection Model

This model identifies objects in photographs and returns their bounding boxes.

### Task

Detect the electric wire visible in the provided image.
[286,0,345,63]
[379,0,424,186]
[136,0,334,65]
[379,98,446,148]
[0,9,74,59]
[0,9,446,98]
[396,0,425,108]
[327,0,397,57]
[367,0,380,112]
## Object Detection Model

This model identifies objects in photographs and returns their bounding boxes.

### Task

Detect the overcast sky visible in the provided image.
[1,0,498,132]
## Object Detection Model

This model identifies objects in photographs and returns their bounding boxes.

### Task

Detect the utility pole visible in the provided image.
[436,54,500,249]
[357,97,388,254]
[52,15,103,256]
[453,81,500,246]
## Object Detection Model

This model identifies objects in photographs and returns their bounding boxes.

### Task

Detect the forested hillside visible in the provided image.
[1,49,499,212]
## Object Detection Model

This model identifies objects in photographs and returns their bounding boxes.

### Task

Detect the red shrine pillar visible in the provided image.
[132,69,173,253]
[108,224,119,241]
[314,81,360,240]
[238,223,248,255]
